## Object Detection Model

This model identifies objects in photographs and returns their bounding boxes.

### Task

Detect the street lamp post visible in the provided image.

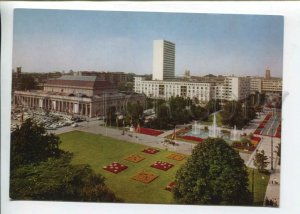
[252,168,255,200]
[271,108,275,171]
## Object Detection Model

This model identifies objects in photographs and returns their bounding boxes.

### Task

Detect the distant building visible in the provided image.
[13,75,144,117]
[250,69,282,94]
[265,68,271,79]
[135,76,212,102]
[262,78,282,93]
[218,76,251,101]
[152,40,175,81]
[12,67,22,91]
[135,76,251,102]
[250,77,262,93]
[74,71,127,85]
[134,40,253,101]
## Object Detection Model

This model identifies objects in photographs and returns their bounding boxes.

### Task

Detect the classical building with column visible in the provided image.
[13,75,144,117]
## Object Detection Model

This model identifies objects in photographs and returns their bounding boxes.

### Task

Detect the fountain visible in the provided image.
[192,121,201,135]
[209,113,220,138]
[230,125,240,141]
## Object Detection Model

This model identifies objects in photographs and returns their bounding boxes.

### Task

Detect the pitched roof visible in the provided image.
[45,75,116,89]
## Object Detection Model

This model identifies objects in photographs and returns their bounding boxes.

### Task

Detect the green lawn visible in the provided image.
[59,131,186,204]
[59,131,268,205]
[248,169,270,206]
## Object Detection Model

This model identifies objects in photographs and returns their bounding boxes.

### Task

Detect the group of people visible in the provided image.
[270,177,279,185]
[265,197,279,207]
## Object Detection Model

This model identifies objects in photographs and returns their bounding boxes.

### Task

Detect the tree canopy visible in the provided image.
[10,119,61,169]
[254,150,269,173]
[173,138,252,205]
[19,74,38,90]
[10,153,121,202]
[148,96,208,130]
[10,119,120,202]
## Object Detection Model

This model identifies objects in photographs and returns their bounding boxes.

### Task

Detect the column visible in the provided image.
[89,104,92,117]
[57,101,59,112]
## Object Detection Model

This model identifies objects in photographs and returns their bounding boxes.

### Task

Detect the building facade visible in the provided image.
[135,77,212,102]
[262,78,282,93]
[250,77,263,94]
[134,76,251,102]
[250,70,282,94]
[152,40,175,81]
[13,75,144,117]
[223,76,251,101]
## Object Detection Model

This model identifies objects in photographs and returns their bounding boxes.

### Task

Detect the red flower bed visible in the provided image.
[254,113,272,135]
[254,130,261,135]
[137,127,163,136]
[142,148,160,154]
[182,135,204,142]
[275,124,281,138]
[251,136,261,143]
[103,162,128,174]
[151,161,174,171]
[165,181,176,191]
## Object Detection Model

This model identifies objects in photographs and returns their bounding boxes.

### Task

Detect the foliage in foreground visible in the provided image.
[173,138,253,205]
[10,153,121,202]
[10,119,61,170]
[10,119,121,202]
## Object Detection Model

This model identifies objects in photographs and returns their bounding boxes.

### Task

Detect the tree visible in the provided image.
[10,120,121,202]
[106,106,117,126]
[191,104,209,121]
[205,99,221,114]
[253,150,269,173]
[126,102,144,125]
[169,96,191,124]
[146,97,154,109]
[276,143,281,165]
[221,101,250,129]
[10,153,121,202]
[173,138,252,205]
[152,104,171,129]
[19,74,37,90]
[10,119,61,169]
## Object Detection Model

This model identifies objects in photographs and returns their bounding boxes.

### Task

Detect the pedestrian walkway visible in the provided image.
[157,128,179,138]
[264,159,280,206]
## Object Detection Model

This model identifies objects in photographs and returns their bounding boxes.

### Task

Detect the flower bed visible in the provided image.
[254,113,272,135]
[151,161,174,171]
[181,135,204,143]
[275,124,281,138]
[251,136,261,144]
[136,127,163,136]
[132,171,158,184]
[125,154,145,163]
[232,144,256,152]
[232,141,256,152]
[103,162,128,174]
[167,153,185,161]
[142,147,160,154]
[165,181,176,191]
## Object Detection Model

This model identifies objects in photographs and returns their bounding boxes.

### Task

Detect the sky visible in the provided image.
[13,9,284,77]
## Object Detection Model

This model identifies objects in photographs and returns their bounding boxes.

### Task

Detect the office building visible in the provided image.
[152,40,175,81]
